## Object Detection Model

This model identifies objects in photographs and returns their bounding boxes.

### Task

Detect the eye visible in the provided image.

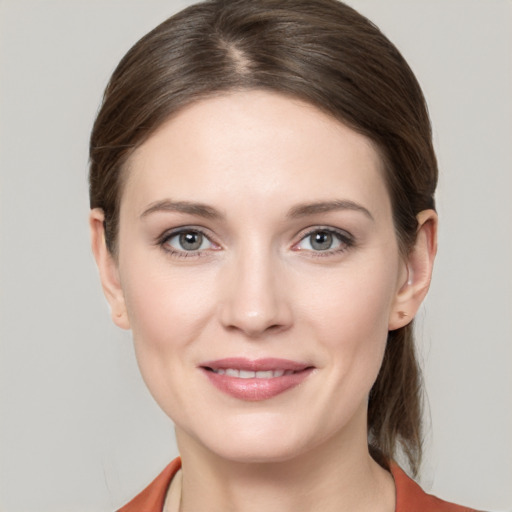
[294,228,353,253]
[163,229,215,253]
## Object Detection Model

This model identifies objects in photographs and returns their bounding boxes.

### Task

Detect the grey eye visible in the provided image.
[309,231,334,251]
[165,230,213,252]
[179,231,203,250]
[295,229,350,253]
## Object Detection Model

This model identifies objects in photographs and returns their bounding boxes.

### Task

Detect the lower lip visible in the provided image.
[201,368,314,401]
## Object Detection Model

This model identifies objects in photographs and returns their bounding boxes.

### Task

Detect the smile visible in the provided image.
[200,358,314,401]
[209,369,296,378]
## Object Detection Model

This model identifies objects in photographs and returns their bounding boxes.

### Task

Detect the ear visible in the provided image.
[89,208,130,330]
[388,209,438,330]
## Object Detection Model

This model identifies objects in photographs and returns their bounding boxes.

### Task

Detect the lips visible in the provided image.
[200,358,314,401]
[211,368,294,378]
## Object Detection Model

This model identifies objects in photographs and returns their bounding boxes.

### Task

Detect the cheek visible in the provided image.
[120,265,220,418]
[299,261,397,338]
[296,258,398,379]
[120,256,217,373]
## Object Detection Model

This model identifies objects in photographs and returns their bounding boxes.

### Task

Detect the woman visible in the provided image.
[89,0,476,510]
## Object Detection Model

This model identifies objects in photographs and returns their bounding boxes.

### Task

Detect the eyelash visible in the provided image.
[157,227,219,259]
[156,226,355,259]
[293,227,355,257]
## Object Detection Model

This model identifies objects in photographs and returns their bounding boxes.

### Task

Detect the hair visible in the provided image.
[89,0,437,475]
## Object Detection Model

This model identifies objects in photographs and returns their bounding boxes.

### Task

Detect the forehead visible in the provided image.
[122,90,390,220]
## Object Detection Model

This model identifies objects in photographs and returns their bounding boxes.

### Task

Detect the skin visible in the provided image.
[90,90,437,512]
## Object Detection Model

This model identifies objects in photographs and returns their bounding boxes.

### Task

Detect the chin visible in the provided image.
[180,411,316,464]
[208,438,309,464]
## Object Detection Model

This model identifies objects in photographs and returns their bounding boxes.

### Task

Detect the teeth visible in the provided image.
[255,370,273,378]
[212,368,293,378]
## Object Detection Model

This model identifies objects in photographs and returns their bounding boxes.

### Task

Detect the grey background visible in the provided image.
[0,0,511,510]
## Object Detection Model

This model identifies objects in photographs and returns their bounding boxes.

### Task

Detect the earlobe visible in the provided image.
[89,209,130,330]
[388,209,438,331]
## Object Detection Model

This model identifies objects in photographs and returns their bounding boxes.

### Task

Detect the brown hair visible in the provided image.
[89,0,437,475]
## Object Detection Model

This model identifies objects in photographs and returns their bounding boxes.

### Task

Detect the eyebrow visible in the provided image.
[287,200,374,221]
[140,200,224,220]
[140,198,373,221]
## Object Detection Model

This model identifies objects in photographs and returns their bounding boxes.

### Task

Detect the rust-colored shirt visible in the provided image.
[117,458,476,512]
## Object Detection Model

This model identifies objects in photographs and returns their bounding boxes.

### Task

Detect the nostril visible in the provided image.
[218,291,293,337]
[267,323,289,333]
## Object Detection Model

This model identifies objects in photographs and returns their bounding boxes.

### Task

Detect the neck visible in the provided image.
[174,428,395,512]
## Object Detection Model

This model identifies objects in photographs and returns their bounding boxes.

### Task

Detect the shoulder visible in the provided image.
[391,463,478,512]
[116,458,181,512]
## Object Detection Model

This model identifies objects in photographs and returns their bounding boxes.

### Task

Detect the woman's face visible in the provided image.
[105,91,412,463]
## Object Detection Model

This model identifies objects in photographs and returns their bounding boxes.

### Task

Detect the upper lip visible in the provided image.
[200,358,312,372]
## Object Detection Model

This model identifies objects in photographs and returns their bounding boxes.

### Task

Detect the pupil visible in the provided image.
[180,232,202,250]
[311,231,332,250]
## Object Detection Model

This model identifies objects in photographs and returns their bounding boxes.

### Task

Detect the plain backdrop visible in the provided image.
[0,0,511,511]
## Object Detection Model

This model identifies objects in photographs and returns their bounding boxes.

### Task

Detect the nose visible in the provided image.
[218,247,293,338]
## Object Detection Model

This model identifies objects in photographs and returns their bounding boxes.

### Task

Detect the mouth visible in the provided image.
[199,358,315,401]
[205,368,297,378]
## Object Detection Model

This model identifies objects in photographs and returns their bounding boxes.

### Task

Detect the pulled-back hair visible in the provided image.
[89,0,437,475]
